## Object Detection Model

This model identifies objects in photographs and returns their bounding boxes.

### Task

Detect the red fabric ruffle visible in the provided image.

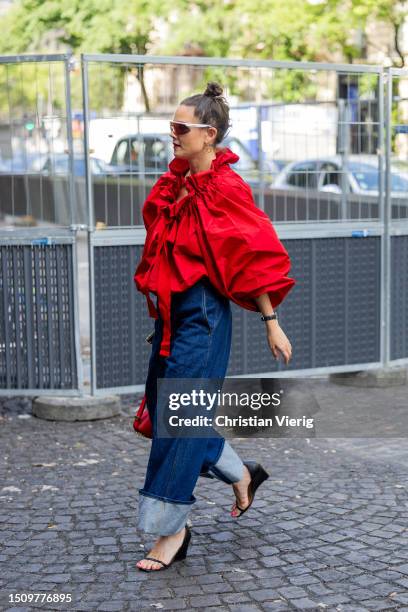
[134,147,296,357]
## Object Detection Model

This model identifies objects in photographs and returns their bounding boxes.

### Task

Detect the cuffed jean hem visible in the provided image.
[202,440,245,485]
[138,494,191,536]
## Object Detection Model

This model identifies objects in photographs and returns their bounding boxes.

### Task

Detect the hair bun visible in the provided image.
[204,82,223,98]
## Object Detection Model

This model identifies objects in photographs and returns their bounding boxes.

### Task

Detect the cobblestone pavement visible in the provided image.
[1,379,408,612]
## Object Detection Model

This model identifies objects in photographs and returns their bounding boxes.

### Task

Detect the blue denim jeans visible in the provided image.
[138,277,245,535]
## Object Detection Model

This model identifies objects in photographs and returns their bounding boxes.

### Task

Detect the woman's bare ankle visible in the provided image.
[158,526,185,543]
[234,464,251,487]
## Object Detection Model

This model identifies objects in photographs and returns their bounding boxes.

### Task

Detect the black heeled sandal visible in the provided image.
[232,461,269,518]
[137,525,192,572]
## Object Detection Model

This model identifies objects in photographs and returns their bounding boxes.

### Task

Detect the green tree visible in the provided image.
[0,0,181,111]
[1,0,408,109]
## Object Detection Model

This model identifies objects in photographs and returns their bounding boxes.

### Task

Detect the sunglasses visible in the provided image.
[170,120,214,136]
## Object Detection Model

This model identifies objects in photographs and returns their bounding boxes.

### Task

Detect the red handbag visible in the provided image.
[133,393,153,439]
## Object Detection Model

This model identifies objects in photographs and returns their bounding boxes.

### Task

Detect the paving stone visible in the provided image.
[359,599,399,610]
[288,574,321,586]
[221,592,253,605]
[348,587,380,600]
[276,586,309,599]
[228,606,263,612]
[261,604,293,612]
[249,589,288,603]
[369,581,400,596]
[93,537,117,545]
[189,594,222,607]
[335,606,371,612]
[389,592,408,604]
[173,584,204,597]
[290,598,322,609]
[196,573,229,585]
[201,582,234,594]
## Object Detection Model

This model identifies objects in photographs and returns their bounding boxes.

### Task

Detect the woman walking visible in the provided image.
[133,82,296,571]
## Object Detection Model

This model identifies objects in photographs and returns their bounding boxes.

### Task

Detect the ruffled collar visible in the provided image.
[168,146,239,178]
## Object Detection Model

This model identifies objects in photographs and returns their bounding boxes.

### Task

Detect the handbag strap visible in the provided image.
[135,394,147,420]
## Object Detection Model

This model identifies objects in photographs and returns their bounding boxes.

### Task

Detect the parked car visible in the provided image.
[0,152,111,176]
[0,152,47,173]
[272,155,408,198]
[30,154,112,176]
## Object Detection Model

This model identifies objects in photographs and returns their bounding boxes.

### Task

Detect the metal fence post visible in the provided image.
[382,67,392,367]
[256,105,265,211]
[64,54,76,228]
[65,53,85,394]
[81,54,97,395]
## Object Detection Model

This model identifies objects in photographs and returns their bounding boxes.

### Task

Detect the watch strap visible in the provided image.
[260,313,278,321]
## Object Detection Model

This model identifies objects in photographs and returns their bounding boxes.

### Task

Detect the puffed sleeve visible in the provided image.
[142,172,176,231]
[193,172,296,312]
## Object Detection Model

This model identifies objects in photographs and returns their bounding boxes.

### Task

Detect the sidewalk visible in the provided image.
[1,375,408,612]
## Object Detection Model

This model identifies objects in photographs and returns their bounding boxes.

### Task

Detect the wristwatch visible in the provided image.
[260,312,278,322]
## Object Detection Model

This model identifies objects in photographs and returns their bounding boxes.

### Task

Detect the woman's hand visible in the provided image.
[266,320,292,365]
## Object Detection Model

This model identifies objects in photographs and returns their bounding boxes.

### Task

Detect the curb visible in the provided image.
[32,395,121,421]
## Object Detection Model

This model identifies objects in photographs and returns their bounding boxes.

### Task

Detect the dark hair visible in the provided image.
[180,82,231,144]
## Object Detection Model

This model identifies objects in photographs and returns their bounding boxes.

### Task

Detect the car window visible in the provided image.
[112,137,169,171]
[287,162,318,189]
[136,138,169,171]
[321,162,340,187]
[351,165,408,192]
[115,140,129,165]
[127,139,144,167]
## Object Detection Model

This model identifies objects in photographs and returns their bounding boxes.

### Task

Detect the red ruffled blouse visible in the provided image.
[134,146,296,357]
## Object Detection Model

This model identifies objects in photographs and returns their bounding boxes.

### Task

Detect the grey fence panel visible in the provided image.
[390,235,408,361]
[227,304,246,376]
[92,241,248,388]
[386,69,408,365]
[93,244,153,389]
[233,236,381,375]
[0,237,79,391]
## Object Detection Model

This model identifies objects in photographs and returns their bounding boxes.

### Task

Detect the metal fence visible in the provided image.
[1,54,407,395]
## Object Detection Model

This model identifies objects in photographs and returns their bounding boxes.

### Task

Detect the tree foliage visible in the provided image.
[0,0,406,111]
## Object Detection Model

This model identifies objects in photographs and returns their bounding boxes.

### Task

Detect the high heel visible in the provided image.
[137,525,192,572]
[232,461,269,518]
